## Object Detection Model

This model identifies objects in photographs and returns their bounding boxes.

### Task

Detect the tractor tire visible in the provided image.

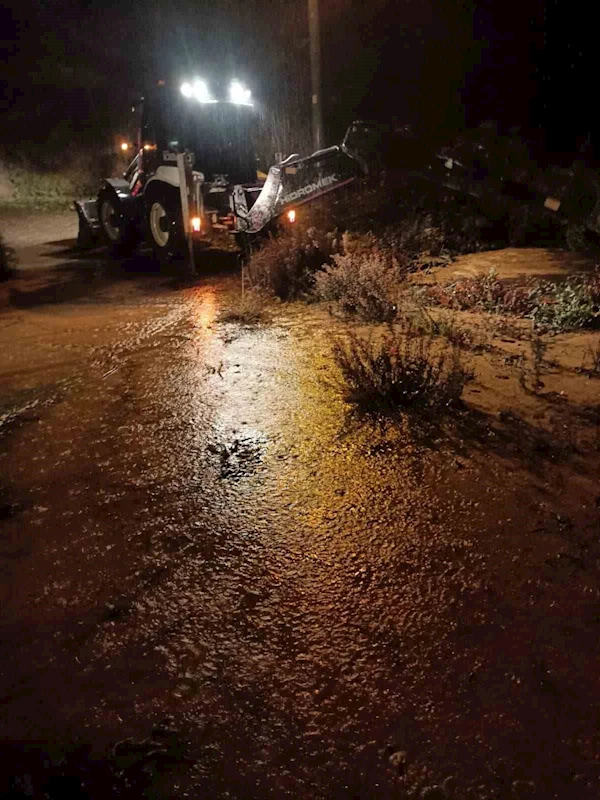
[144,187,186,265]
[98,189,139,256]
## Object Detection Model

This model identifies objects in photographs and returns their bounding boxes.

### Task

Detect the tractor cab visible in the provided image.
[139,80,258,186]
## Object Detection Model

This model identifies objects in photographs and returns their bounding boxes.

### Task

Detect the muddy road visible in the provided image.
[0,222,599,798]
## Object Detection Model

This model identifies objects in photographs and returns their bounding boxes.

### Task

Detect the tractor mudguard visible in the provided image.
[74,198,101,249]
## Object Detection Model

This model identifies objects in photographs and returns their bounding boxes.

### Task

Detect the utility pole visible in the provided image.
[308,0,323,151]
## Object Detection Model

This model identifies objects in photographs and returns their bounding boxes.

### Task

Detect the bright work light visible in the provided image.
[229,81,252,105]
[180,79,215,103]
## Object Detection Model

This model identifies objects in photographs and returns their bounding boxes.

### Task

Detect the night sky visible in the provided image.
[0,0,593,161]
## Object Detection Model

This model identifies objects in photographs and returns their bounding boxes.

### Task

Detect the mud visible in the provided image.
[0,229,599,798]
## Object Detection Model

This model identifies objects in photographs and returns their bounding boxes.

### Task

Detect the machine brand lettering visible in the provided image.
[283,174,338,204]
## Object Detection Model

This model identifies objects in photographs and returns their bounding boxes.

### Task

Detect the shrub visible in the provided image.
[245,225,339,300]
[430,269,507,312]
[379,212,452,269]
[314,243,407,322]
[245,179,499,306]
[528,279,598,332]
[425,271,600,332]
[0,232,16,279]
[333,326,474,416]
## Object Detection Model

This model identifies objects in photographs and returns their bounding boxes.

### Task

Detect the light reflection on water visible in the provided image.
[195,287,218,332]
[185,287,298,477]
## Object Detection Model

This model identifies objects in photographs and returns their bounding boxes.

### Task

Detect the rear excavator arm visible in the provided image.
[232,122,371,234]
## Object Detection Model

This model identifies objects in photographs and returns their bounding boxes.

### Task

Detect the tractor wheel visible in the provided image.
[98,190,138,256]
[144,189,185,264]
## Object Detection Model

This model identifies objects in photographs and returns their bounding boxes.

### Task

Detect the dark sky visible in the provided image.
[0,0,593,158]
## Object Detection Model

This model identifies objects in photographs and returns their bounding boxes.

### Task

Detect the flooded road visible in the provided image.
[0,242,599,798]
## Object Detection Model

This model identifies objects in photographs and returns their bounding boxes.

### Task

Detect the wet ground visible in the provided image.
[0,220,600,798]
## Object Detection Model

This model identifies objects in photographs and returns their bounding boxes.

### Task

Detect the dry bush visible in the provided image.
[314,240,407,322]
[245,225,340,300]
[217,291,269,325]
[428,313,482,350]
[426,269,509,312]
[333,324,474,416]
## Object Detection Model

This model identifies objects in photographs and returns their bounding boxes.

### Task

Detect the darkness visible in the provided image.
[0,0,594,163]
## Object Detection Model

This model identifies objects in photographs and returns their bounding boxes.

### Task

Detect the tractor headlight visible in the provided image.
[229,81,252,105]
[181,79,215,103]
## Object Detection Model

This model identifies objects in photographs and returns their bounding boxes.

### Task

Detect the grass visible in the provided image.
[0,149,123,211]
[217,291,269,326]
[333,324,474,417]
[5,166,76,210]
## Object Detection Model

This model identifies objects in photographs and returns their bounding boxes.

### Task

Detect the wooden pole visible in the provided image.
[308,0,323,151]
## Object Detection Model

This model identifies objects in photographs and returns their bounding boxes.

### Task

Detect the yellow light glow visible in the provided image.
[196,287,217,330]
[120,142,129,151]
[286,209,296,224]
[191,216,201,232]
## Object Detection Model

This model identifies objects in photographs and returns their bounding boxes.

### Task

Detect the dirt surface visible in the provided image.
[1,224,600,798]
[1,210,77,249]
[418,246,595,284]
[1,210,78,274]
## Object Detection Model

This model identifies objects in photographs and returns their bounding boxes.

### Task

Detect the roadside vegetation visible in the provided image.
[244,179,600,428]
[217,290,270,326]
[424,269,600,333]
[0,232,17,280]
[333,324,473,417]
[0,148,126,211]
[246,186,492,301]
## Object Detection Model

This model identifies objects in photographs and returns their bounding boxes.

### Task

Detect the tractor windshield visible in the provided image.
[176,101,258,185]
[145,86,258,184]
